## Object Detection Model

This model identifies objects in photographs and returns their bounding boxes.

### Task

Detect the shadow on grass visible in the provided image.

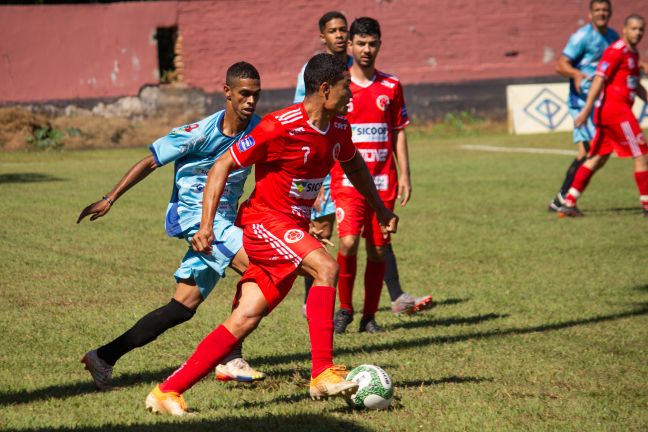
[377,297,468,313]
[0,173,66,184]
[389,312,507,330]
[398,375,493,388]
[586,206,642,214]
[4,413,373,432]
[2,304,646,407]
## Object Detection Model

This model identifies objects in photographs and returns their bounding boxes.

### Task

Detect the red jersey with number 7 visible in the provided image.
[229,103,356,229]
[594,39,641,124]
[330,70,410,201]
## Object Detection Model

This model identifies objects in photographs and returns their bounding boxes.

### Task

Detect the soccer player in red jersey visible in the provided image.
[145,53,398,416]
[558,15,648,217]
[329,17,430,334]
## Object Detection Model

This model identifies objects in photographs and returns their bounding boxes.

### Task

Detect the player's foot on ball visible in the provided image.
[557,205,583,218]
[359,317,384,333]
[309,365,358,400]
[215,358,266,382]
[333,308,353,334]
[391,293,435,315]
[81,349,113,390]
[145,385,188,416]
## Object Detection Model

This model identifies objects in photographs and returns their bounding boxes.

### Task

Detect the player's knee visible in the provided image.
[314,256,339,285]
[338,235,359,255]
[366,245,386,261]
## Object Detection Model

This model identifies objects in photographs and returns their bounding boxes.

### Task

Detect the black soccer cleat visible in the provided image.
[333,308,353,334]
[359,317,384,333]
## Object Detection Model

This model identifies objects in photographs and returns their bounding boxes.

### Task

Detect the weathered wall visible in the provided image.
[1,0,646,104]
[0,2,177,103]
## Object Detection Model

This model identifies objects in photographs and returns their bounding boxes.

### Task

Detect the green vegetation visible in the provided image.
[0,129,646,431]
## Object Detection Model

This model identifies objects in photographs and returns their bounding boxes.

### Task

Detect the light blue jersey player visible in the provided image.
[150,110,259,297]
[78,62,266,388]
[548,0,618,212]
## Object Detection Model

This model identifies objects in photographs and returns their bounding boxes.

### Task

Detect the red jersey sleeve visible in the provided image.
[337,119,356,163]
[595,47,623,81]
[390,81,410,130]
[229,116,283,167]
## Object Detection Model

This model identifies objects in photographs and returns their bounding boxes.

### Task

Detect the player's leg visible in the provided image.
[625,122,648,215]
[634,154,648,216]
[82,279,200,390]
[361,241,387,333]
[303,212,335,315]
[299,248,358,399]
[147,281,269,415]
[384,243,434,315]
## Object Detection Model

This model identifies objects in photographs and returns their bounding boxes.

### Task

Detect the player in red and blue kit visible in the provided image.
[559,15,648,217]
[145,53,398,416]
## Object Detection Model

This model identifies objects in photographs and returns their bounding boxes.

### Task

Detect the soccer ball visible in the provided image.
[346,364,393,410]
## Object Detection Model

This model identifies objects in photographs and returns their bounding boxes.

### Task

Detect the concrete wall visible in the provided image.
[1,0,646,104]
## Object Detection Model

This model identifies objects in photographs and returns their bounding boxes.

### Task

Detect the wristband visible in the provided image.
[102,195,114,206]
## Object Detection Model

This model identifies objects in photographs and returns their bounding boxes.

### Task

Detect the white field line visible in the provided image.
[460,144,577,156]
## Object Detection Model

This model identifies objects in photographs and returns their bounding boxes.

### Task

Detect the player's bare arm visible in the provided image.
[77,154,158,223]
[192,151,238,254]
[340,152,398,234]
[556,55,588,92]
[393,128,412,207]
[575,75,605,127]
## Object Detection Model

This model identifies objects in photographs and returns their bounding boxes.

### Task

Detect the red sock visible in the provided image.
[337,252,357,312]
[565,165,594,206]
[160,325,238,394]
[307,285,336,378]
[363,259,386,320]
[634,170,648,210]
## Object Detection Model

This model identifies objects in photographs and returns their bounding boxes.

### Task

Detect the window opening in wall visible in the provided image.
[156,26,182,84]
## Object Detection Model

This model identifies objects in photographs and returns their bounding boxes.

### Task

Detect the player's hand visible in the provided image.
[398,174,412,207]
[77,199,112,224]
[309,225,334,248]
[313,186,325,213]
[192,227,214,254]
[377,207,398,238]
[574,110,589,128]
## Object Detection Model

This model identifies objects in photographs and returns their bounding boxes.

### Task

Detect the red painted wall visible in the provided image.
[1,0,646,103]
[0,2,177,103]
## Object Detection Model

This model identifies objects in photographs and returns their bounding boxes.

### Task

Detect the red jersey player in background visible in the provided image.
[558,14,648,217]
[330,17,431,334]
[144,53,398,416]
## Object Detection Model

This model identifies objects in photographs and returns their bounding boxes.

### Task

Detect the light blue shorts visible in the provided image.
[311,175,336,220]
[174,216,243,299]
[568,106,596,144]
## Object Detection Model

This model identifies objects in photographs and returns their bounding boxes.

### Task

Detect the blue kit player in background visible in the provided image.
[77,62,266,389]
[296,11,433,317]
[548,0,618,212]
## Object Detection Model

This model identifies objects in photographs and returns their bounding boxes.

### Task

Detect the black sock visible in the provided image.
[558,142,590,198]
[384,244,404,302]
[220,342,243,364]
[304,277,314,303]
[96,298,195,366]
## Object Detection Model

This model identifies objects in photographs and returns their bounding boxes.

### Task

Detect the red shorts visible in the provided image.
[590,117,648,158]
[237,215,323,312]
[335,195,395,247]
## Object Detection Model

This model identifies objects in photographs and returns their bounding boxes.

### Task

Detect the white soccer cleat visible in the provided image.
[81,349,113,390]
[309,365,359,400]
[215,358,266,382]
[391,293,434,315]
[145,385,188,416]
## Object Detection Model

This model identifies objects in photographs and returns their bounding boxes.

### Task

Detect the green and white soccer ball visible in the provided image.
[346,364,393,410]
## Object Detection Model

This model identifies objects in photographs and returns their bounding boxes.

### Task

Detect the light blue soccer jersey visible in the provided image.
[150,111,260,238]
[293,55,354,103]
[563,24,618,109]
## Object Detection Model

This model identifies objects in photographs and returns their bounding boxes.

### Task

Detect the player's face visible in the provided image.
[589,1,611,31]
[624,19,645,47]
[324,72,352,115]
[321,18,348,55]
[349,34,381,68]
[226,78,261,121]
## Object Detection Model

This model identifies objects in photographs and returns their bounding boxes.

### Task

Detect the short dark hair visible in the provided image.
[590,0,611,10]
[624,13,645,26]
[225,62,260,86]
[304,53,348,96]
[319,11,347,32]
[350,17,381,40]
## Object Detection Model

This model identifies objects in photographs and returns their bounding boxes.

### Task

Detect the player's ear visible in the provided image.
[320,81,331,98]
[224,84,232,101]
[320,33,326,45]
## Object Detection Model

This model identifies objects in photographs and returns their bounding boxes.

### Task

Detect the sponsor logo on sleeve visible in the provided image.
[236,136,256,152]
[400,105,408,118]
[284,229,305,243]
[599,61,609,72]
[289,177,325,199]
[351,123,389,143]
[376,95,390,111]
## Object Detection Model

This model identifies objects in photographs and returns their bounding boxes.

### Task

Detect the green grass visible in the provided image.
[1,129,647,431]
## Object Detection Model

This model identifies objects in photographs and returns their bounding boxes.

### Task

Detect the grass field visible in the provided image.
[1,129,647,431]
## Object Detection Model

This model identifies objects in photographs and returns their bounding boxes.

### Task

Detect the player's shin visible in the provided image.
[383,244,403,301]
[307,285,336,378]
[363,259,386,320]
[564,165,594,206]
[337,253,357,311]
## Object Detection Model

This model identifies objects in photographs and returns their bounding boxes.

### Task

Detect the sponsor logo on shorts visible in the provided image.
[359,148,389,163]
[336,207,345,223]
[289,177,325,199]
[192,182,205,193]
[351,123,389,143]
[376,95,390,111]
[193,167,210,176]
[333,143,341,161]
[237,136,256,152]
[284,229,304,243]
